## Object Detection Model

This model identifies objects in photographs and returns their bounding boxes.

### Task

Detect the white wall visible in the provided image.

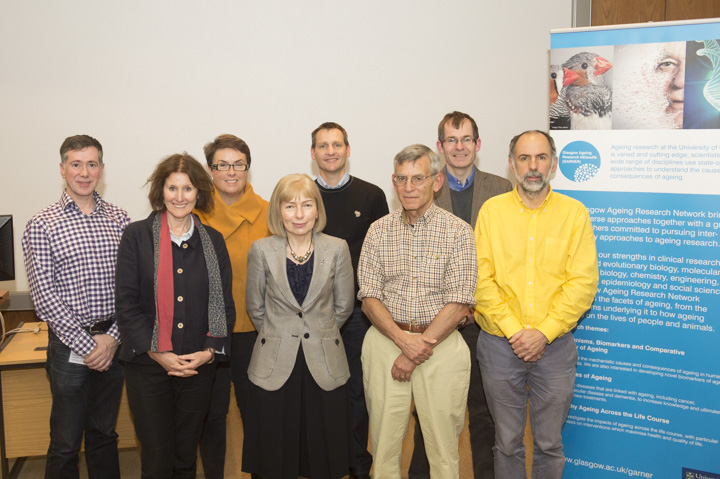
[0,0,571,291]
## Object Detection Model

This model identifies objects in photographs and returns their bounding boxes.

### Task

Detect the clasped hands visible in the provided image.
[509,328,548,362]
[391,333,436,382]
[148,350,214,377]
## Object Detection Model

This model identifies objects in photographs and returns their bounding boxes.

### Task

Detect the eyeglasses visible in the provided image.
[442,137,476,146]
[210,163,250,171]
[392,174,435,186]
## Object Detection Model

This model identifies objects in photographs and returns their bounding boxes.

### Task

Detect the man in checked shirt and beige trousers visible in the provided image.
[23,135,130,479]
[357,144,477,479]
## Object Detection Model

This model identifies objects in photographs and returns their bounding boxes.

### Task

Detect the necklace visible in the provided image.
[287,236,313,263]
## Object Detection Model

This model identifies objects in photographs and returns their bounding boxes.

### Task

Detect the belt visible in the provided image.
[395,321,428,333]
[82,319,114,335]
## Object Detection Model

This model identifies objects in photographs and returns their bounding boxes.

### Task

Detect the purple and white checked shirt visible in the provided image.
[22,190,130,356]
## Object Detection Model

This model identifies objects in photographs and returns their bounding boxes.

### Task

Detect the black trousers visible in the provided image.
[124,360,216,479]
[199,331,257,479]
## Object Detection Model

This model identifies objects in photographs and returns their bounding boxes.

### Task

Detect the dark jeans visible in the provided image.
[125,360,216,479]
[45,329,123,479]
[409,323,496,479]
[340,306,373,476]
[199,331,257,479]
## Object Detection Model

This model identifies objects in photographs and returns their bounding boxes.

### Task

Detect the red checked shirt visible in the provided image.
[22,191,130,356]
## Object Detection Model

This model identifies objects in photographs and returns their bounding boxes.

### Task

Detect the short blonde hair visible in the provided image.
[267,174,326,237]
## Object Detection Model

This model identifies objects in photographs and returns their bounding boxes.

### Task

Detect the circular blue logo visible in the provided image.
[559,141,601,182]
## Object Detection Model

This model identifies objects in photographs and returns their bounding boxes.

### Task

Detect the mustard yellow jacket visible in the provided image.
[196,184,270,333]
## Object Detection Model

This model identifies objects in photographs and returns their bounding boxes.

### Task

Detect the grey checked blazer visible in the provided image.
[245,233,354,391]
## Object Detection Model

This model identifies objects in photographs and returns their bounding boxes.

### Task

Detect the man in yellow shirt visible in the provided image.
[474,130,598,479]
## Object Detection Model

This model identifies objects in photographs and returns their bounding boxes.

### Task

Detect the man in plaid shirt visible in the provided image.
[357,144,477,479]
[22,135,130,479]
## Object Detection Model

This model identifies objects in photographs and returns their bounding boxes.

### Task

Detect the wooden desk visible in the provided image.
[0,292,39,334]
[0,322,138,479]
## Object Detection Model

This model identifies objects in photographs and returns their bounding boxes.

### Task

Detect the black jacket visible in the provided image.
[115,213,235,363]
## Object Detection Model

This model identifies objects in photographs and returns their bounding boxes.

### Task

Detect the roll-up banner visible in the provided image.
[550,19,720,479]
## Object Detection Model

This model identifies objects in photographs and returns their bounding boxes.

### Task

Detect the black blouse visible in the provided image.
[286,252,314,306]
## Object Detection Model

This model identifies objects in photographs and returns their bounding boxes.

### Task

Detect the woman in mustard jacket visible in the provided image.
[194,134,271,478]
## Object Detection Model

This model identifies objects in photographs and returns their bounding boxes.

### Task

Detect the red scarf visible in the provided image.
[155,211,174,351]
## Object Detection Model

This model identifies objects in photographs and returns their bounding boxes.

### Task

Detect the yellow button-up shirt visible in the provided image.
[474,187,598,343]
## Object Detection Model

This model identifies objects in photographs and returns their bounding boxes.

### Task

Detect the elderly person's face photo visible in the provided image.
[652,42,686,127]
[612,41,687,129]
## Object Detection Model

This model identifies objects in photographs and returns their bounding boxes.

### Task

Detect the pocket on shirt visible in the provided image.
[423,253,448,287]
[248,335,282,379]
[543,238,569,271]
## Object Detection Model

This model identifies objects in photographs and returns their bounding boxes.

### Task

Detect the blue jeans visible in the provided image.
[477,331,577,479]
[341,306,372,475]
[45,329,123,479]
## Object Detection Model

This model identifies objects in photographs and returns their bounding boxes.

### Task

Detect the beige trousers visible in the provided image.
[361,326,470,479]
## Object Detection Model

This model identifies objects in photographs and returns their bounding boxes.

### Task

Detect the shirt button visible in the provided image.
[529,237,534,241]
[182,243,188,249]
[177,268,183,274]
[528,281,532,285]
[177,296,184,302]
[178,323,184,329]
[528,259,532,263]
[304,333,310,339]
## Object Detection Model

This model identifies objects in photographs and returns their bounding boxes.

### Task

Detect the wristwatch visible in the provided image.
[204,347,216,364]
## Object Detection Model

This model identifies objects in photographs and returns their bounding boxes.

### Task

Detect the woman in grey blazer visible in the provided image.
[241,174,354,479]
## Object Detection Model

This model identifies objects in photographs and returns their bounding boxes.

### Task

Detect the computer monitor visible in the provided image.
[0,215,15,281]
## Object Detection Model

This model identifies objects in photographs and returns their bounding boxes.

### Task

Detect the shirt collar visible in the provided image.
[60,190,105,215]
[316,171,350,189]
[445,168,475,192]
[512,185,554,212]
[170,215,196,246]
[401,202,438,226]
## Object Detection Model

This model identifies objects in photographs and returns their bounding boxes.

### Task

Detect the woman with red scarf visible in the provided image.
[116,153,235,479]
